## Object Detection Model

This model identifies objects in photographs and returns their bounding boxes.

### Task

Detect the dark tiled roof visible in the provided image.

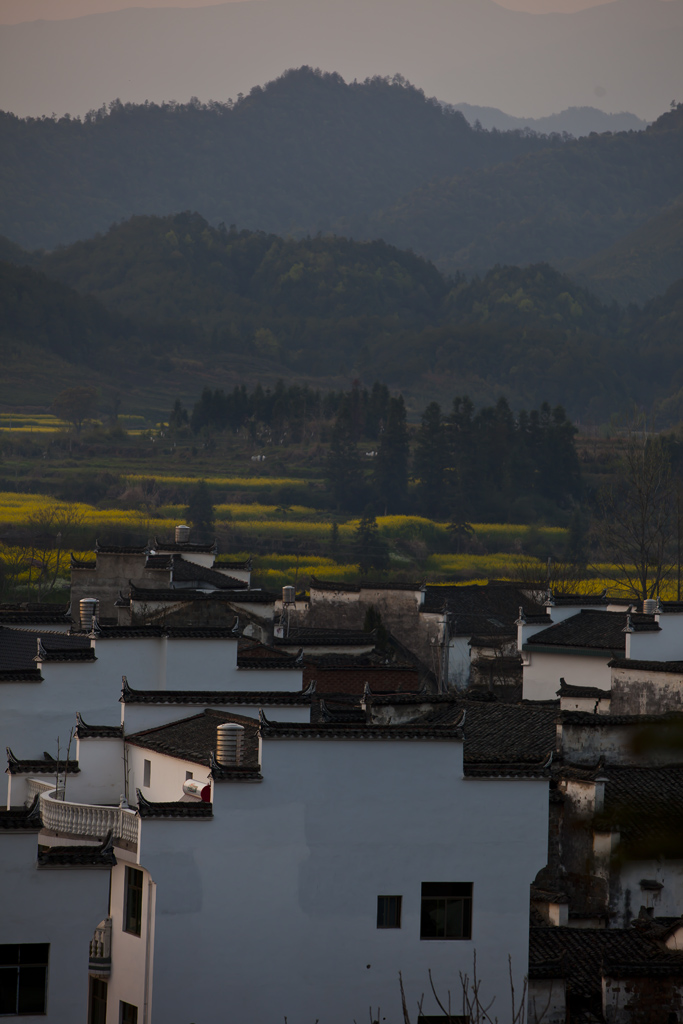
[0,602,71,624]
[258,710,465,741]
[237,639,300,668]
[0,627,90,671]
[170,558,244,590]
[95,542,147,554]
[0,799,42,831]
[136,791,213,818]
[590,764,683,855]
[548,592,609,607]
[0,669,43,682]
[273,627,375,647]
[6,748,79,775]
[361,581,422,591]
[76,714,123,739]
[126,709,261,769]
[214,557,252,571]
[36,641,96,663]
[529,926,683,995]
[152,537,217,553]
[128,585,275,604]
[224,589,278,604]
[609,658,683,674]
[309,577,361,593]
[560,710,683,726]
[421,583,547,634]
[121,680,311,706]
[558,680,611,698]
[70,555,96,569]
[525,610,659,652]
[90,624,239,640]
[38,836,116,868]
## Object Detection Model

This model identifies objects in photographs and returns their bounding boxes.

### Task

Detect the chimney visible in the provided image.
[594,776,609,814]
[79,598,99,631]
[175,524,190,545]
[216,723,244,765]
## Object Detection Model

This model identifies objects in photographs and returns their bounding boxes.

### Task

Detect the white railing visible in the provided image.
[39,790,139,845]
[26,778,54,806]
[89,918,112,972]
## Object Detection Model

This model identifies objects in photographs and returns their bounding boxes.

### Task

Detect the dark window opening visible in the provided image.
[185,771,193,781]
[88,977,107,1024]
[0,943,49,1015]
[123,867,143,937]
[142,760,151,788]
[119,1002,137,1024]
[420,883,472,940]
[377,895,402,928]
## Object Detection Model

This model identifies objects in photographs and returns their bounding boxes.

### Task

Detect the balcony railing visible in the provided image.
[39,789,139,845]
[26,778,54,806]
[89,918,112,974]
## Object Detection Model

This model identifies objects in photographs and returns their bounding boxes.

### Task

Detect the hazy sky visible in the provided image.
[0,0,645,25]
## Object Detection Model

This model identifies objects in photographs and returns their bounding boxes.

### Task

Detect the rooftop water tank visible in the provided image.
[175,524,191,545]
[216,723,244,765]
[643,599,658,615]
[182,779,211,802]
[282,585,296,605]
[79,598,99,631]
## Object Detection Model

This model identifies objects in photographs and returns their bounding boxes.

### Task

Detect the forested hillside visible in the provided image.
[4,213,683,422]
[0,68,554,251]
[572,203,683,306]
[371,104,683,284]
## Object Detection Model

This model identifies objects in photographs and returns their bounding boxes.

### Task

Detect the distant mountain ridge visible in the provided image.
[0,0,681,119]
[0,69,556,250]
[450,104,648,137]
[4,212,683,423]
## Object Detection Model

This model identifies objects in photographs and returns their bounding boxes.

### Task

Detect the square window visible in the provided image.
[88,977,107,1024]
[0,943,49,1015]
[377,895,402,928]
[142,760,151,788]
[123,867,143,937]
[420,883,472,940]
[185,771,193,781]
[119,1001,138,1024]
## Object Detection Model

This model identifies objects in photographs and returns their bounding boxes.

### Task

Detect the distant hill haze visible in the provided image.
[451,104,648,136]
[0,0,681,120]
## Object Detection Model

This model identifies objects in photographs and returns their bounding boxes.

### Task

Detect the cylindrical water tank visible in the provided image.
[175,524,191,544]
[216,723,244,765]
[282,585,296,605]
[643,599,658,615]
[182,779,211,802]
[80,598,99,631]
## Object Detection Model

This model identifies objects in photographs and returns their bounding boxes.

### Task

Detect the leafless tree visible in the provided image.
[592,426,676,600]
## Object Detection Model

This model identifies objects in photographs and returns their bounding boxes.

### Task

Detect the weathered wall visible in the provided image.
[611,666,683,715]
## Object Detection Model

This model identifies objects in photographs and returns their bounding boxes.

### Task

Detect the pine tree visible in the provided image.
[354,509,389,576]
[326,414,363,510]
[413,401,445,516]
[184,480,215,542]
[374,395,409,513]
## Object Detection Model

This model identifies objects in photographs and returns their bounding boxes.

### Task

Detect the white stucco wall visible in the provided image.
[628,618,683,662]
[0,662,122,765]
[107,858,156,1023]
[523,651,612,701]
[71,736,127,806]
[448,635,471,688]
[0,831,110,1023]
[140,736,548,1024]
[127,746,212,804]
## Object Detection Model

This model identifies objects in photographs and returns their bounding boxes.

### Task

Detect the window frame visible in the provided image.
[142,760,151,788]
[119,1001,138,1024]
[420,883,473,941]
[123,867,144,937]
[376,895,402,929]
[88,977,107,1024]
[0,943,49,1017]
